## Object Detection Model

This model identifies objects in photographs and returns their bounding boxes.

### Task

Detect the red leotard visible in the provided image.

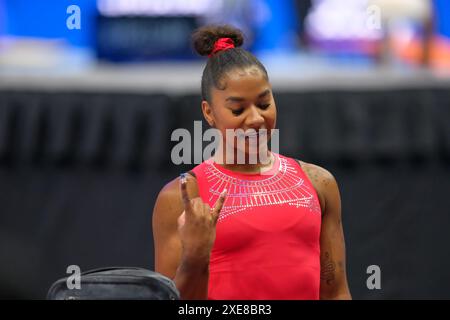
[191,152,322,300]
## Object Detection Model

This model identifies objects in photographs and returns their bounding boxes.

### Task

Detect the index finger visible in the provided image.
[179,173,192,212]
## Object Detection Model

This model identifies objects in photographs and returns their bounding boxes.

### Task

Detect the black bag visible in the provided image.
[47,267,180,300]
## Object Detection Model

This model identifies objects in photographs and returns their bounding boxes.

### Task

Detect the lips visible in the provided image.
[236,129,268,139]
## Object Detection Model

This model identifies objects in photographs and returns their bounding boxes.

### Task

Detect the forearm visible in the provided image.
[174,254,210,300]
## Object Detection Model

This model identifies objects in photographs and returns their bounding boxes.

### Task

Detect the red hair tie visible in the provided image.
[208,37,235,57]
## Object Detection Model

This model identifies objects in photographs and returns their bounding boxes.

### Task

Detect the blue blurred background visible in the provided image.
[0,0,449,65]
[1,0,450,300]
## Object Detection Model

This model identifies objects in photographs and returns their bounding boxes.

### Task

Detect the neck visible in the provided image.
[213,144,274,174]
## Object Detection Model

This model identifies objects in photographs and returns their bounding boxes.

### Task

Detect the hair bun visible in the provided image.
[191,25,244,57]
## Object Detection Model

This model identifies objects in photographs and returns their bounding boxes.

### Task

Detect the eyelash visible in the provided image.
[232,104,271,116]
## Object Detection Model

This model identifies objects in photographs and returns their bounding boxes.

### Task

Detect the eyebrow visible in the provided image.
[225,89,271,102]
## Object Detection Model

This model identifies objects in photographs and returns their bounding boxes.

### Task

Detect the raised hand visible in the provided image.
[178,173,227,261]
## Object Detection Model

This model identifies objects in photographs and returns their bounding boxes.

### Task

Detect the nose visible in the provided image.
[245,105,265,129]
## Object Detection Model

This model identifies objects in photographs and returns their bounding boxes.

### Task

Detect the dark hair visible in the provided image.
[191,25,269,103]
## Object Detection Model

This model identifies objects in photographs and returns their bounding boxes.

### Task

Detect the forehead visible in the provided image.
[213,67,270,99]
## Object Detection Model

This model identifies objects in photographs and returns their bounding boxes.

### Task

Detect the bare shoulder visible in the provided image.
[298,161,340,213]
[299,161,337,187]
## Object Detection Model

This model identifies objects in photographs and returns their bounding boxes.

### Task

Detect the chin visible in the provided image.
[234,144,270,164]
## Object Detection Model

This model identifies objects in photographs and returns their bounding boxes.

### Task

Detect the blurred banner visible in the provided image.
[2,0,97,48]
[96,16,199,61]
[0,0,449,67]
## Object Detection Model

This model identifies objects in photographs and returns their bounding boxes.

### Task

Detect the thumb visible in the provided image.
[211,189,227,224]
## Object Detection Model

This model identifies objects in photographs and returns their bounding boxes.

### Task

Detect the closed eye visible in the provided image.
[231,103,270,116]
[232,108,244,116]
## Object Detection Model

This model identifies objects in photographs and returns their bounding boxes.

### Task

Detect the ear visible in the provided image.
[201,100,215,127]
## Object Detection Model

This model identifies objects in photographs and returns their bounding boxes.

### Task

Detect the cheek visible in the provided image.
[215,111,242,130]
[267,107,277,129]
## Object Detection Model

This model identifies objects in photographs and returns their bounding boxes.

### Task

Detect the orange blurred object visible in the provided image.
[392,35,450,69]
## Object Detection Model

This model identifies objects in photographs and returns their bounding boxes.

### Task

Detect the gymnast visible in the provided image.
[152,25,351,300]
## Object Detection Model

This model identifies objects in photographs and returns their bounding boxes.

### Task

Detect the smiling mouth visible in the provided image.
[236,130,268,139]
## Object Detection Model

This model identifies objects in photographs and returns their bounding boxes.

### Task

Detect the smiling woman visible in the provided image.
[152,24,352,300]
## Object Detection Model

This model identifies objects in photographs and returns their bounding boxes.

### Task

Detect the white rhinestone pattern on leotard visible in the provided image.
[205,155,321,222]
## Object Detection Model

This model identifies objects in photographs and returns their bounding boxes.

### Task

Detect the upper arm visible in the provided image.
[318,170,351,299]
[301,162,351,299]
[152,174,198,279]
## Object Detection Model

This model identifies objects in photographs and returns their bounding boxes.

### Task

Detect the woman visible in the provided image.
[152,25,351,300]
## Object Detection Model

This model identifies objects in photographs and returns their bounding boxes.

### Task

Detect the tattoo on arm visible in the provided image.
[321,252,336,285]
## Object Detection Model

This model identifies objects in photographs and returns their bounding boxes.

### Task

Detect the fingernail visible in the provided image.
[180,173,187,184]
[221,188,227,195]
